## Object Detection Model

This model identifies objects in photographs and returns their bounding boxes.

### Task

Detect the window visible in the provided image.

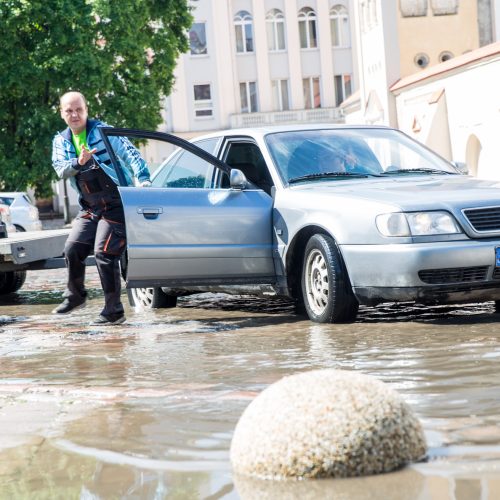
[360,0,378,31]
[298,7,317,49]
[303,77,321,109]
[272,80,290,111]
[234,10,254,53]
[439,50,454,62]
[0,197,13,206]
[334,74,352,106]
[240,82,258,113]
[153,138,219,189]
[193,84,213,118]
[223,142,274,195]
[431,0,458,15]
[414,53,429,68]
[400,0,428,17]
[189,23,207,55]
[330,5,350,47]
[266,9,286,51]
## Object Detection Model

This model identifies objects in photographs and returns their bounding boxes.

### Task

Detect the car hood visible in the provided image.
[290,175,500,211]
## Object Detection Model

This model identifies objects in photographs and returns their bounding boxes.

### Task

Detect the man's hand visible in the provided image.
[139,180,152,187]
[78,145,97,166]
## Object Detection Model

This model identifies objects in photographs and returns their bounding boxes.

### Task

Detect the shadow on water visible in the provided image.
[180,292,500,325]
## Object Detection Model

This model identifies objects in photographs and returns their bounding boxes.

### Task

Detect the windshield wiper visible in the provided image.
[288,171,370,184]
[381,168,455,175]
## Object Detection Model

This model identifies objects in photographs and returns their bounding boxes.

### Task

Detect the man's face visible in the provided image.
[60,94,88,134]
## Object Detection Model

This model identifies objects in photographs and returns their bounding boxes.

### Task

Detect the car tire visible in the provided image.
[301,234,358,323]
[127,287,178,309]
[0,270,27,295]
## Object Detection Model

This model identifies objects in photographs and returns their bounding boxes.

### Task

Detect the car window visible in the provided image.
[152,138,219,189]
[157,150,215,188]
[221,141,274,195]
[0,197,13,206]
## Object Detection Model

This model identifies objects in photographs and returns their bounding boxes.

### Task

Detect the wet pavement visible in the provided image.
[1,263,500,499]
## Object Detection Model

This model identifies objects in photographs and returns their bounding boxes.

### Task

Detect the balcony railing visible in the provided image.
[229,107,344,128]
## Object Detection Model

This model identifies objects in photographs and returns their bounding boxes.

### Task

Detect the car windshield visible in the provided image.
[265,128,459,184]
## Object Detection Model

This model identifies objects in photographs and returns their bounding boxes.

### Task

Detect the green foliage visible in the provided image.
[0,0,192,198]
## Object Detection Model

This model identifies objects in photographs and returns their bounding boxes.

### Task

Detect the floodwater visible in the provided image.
[1,267,500,499]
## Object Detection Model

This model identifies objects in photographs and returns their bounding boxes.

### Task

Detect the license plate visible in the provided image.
[496,247,500,267]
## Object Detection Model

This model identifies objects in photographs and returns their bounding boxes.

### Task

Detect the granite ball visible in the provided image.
[230,369,426,480]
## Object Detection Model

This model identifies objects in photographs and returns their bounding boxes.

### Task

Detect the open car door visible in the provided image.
[98,128,275,289]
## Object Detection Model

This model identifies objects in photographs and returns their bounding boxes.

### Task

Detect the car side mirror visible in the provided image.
[451,161,469,175]
[230,169,248,190]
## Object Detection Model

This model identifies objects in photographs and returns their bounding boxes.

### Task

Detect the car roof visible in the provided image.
[190,124,394,142]
[0,192,25,197]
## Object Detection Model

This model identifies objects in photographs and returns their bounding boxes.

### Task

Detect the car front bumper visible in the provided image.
[341,240,500,306]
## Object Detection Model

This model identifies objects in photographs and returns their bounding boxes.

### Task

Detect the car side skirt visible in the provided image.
[127,276,278,290]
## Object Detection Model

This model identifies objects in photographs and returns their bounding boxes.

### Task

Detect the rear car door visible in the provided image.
[99,128,275,289]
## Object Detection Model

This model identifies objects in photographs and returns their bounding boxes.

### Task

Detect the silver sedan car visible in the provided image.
[99,125,500,323]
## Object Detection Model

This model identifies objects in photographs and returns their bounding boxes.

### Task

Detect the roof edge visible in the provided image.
[390,41,500,93]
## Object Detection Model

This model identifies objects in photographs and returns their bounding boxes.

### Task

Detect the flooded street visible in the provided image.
[1,267,500,499]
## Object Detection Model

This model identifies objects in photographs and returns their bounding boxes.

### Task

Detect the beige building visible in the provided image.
[346,0,497,126]
[398,0,481,76]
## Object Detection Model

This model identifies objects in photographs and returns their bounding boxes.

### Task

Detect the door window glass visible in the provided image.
[152,138,219,188]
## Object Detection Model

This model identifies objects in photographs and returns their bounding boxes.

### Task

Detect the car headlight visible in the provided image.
[376,211,461,237]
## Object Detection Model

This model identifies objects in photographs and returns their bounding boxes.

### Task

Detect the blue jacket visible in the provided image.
[52,119,150,193]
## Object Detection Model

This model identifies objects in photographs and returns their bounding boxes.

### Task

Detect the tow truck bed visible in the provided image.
[0,229,70,272]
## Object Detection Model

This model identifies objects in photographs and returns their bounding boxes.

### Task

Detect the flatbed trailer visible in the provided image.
[0,229,77,294]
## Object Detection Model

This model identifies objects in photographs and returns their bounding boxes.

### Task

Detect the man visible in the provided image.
[52,91,151,324]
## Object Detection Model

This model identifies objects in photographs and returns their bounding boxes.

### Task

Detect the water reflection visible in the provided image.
[2,268,500,497]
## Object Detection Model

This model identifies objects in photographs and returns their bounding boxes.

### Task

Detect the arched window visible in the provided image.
[234,10,254,53]
[298,7,317,49]
[330,5,350,47]
[266,9,286,51]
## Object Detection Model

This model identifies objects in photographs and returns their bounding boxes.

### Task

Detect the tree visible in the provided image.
[0,0,192,198]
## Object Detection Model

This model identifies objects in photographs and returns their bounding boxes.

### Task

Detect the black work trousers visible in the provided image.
[64,165,126,317]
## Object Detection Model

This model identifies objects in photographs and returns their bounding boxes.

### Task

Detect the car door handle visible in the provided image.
[137,207,163,220]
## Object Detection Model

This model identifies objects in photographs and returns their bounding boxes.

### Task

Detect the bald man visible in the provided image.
[52,91,151,324]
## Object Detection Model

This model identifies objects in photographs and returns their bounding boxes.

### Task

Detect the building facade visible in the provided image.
[164,0,358,136]
[346,0,497,126]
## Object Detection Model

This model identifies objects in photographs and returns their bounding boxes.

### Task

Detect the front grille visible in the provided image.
[418,266,489,284]
[493,268,500,280]
[463,207,500,232]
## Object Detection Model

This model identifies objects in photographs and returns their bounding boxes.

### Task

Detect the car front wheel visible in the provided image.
[127,287,178,309]
[301,234,358,323]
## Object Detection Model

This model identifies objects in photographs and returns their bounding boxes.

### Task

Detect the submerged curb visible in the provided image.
[230,369,427,480]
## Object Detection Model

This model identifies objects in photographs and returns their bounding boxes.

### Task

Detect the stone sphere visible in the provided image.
[230,369,426,480]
